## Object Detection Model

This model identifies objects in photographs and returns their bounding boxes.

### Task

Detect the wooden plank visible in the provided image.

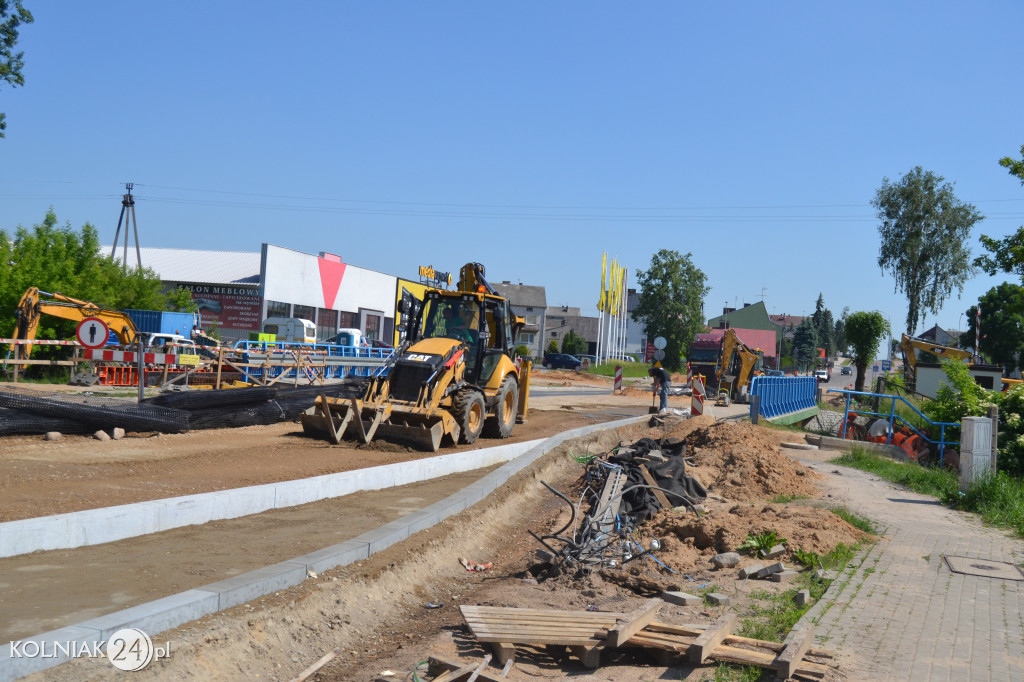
[462,605,627,619]
[774,622,816,680]
[288,648,338,682]
[466,624,611,636]
[639,465,672,509]
[606,599,663,647]
[644,621,834,658]
[688,613,737,664]
[466,653,492,682]
[499,658,513,677]
[432,661,480,682]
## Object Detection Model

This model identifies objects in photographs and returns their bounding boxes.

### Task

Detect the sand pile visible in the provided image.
[679,420,820,501]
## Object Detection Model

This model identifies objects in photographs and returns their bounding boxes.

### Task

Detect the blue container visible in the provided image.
[125,309,197,335]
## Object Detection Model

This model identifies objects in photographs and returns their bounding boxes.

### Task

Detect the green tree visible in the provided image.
[632,249,709,372]
[546,338,559,355]
[959,284,1024,374]
[810,293,835,357]
[165,286,199,313]
[561,329,587,356]
[0,210,170,343]
[845,311,889,392]
[792,318,818,373]
[834,306,849,355]
[0,1,34,138]
[873,167,983,335]
[976,145,1024,280]
[514,344,529,358]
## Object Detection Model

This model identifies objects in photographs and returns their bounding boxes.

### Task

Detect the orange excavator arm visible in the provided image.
[13,287,139,359]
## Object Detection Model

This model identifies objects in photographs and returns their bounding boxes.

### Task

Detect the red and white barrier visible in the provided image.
[83,348,180,365]
[0,338,80,346]
[613,365,623,393]
[691,374,706,416]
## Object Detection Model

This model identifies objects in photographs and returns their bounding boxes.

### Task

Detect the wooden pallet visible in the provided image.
[459,602,834,678]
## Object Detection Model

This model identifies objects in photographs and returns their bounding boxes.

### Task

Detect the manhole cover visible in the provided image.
[944,556,1024,580]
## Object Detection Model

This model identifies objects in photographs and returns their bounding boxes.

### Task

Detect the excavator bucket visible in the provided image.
[300,395,460,452]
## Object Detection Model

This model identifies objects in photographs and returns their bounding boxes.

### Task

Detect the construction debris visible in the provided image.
[529,435,707,575]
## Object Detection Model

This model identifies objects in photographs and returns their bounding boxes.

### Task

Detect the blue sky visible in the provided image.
[3,2,1023,348]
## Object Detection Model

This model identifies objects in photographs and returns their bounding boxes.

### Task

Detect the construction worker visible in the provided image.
[649,365,670,411]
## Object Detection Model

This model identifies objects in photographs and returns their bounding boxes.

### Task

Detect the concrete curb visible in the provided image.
[1,414,648,681]
[0,438,548,559]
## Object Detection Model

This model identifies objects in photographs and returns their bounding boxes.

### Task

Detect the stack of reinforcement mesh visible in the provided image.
[0,388,189,436]
[0,377,370,436]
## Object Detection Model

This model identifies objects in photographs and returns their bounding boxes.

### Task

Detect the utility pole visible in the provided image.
[111,182,142,269]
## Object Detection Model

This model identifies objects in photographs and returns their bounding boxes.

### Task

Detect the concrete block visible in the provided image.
[662,591,702,607]
[756,562,786,579]
[404,495,471,534]
[738,564,763,579]
[77,589,220,640]
[198,561,308,610]
[762,544,786,559]
[770,570,800,583]
[0,625,103,682]
[93,430,110,441]
[296,540,370,575]
[711,552,741,568]
[205,485,277,521]
[355,519,412,555]
[44,431,61,441]
[461,480,497,507]
[815,569,838,581]
[73,502,162,548]
[794,589,812,606]
[706,593,730,606]
[272,476,327,508]
[0,514,71,558]
[112,427,125,440]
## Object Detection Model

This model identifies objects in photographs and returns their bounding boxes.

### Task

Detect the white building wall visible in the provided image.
[261,245,396,314]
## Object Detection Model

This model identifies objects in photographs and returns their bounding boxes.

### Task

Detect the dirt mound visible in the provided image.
[530,369,609,385]
[677,420,819,501]
[619,386,651,398]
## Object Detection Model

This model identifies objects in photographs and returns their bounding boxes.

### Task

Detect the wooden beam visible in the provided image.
[639,465,672,509]
[774,622,816,680]
[490,643,516,666]
[427,657,506,682]
[568,645,601,669]
[643,621,834,659]
[688,613,737,664]
[606,599,663,647]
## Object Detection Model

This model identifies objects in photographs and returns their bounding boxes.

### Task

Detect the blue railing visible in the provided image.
[827,389,959,465]
[231,340,393,381]
[749,376,818,419]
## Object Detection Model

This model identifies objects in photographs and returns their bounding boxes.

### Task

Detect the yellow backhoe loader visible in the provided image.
[714,328,764,405]
[12,287,140,359]
[899,333,974,391]
[301,263,532,451]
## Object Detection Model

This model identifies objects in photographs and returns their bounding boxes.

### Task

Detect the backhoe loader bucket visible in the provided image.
[300,395,460,452]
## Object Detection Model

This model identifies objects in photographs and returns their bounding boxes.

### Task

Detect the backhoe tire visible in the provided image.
[483,376,518,439]
[453,389,485,444]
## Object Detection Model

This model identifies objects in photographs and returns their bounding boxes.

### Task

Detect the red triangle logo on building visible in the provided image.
[318,258,346,309]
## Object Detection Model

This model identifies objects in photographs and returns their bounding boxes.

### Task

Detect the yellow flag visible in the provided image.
[597,252,607,312]
[612,261,622,314]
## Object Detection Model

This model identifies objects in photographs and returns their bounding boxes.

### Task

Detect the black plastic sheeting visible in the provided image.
[605,436,708,522]
[0,377,370,436]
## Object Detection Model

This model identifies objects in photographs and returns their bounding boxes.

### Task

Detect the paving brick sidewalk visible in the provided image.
[798,459,1024,681]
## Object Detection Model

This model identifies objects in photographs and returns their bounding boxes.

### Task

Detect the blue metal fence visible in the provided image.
[826,389,959,465]
[231,340,393,382]
[749,376,818,419]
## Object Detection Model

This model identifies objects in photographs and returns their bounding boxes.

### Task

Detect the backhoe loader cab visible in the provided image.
[301,263,532,452]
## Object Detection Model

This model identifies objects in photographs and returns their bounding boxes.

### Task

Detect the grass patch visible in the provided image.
[830,506,875,534]
[587,361,651,378]
[830,447,958,499]
[713,662,770,681]
[954,471,1024,538]
[770,493,810,504]
[737,542,861,643]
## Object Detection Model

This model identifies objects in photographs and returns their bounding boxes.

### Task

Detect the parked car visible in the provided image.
[543,353,582,370]
[765,369,785,377]
[840,366,852,375]
[814,369,830,382]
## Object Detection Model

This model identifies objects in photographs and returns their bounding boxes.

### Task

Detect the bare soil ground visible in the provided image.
[26,410,865,682]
